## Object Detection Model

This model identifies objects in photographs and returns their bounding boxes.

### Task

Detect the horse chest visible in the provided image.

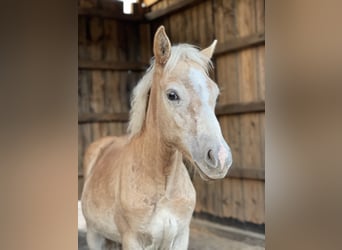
[146,205,189,247]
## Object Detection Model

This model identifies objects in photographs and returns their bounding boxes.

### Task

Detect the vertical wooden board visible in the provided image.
[193,172,209,214]
[91,123,101,141]
[190,3,199,45]
[222,178,245,221]
[79,16,91,61]
[89,17,104,61]
[90,70,105,143]
[78,69,91,175]
[231,179,245,221]
[236,0,256,37]
[118,22,128,62]
[235,0,264,224]
[90,70,105,113]
[82,124,92,155]
[221,115,245,222]
[238,48,258,103]
[215,180,224,217]
[184,8,192,43]
[78,17,88,57]
[217,105,233,219]
[181,9,188,42]
[102,19,122,138]
[205,182,213,215]
[211,0,241,222]
[116,21,127,62]
[169,8,179,43]
[108,123,119,137]
[104,71,120,113]
[259,112,265,168]
[88,43,102,62]
[240,114,262,168]
[221,177,233,218]
[255,0,265,224]
[236,1,257,100]
[256,0,265,33]
[256,46,265,100]
[139,24,152,63]
[119,72,126,112]
[215,0,246,222]
[216,53,239,104]
[125,24,140,62]
[78,70,91,114]
[211,180,223,217]
[120,71,132,113]
[255,0,265,169]
[103,19,119,61]
[255,0,265,172]
[204,0,214,45]
[242,179,264,224]
[89,16,103,42]
[222,116,241,169]
[78,123,92,182]
[197,2,206,47]
[214,0,236,41]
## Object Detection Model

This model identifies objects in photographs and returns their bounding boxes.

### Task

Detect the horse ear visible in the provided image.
[153,26,171,65]
[200,40,217,58]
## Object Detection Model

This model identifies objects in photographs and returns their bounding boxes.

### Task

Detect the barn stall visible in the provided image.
[78,0,265,248]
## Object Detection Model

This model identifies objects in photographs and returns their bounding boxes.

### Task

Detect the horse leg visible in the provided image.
[121,233,143,250]
[171,227,190,250]
[86,229,106,250]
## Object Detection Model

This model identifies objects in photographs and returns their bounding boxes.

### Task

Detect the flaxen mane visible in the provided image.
[127,44,213,139]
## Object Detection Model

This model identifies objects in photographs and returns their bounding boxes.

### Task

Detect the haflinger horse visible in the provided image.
[81,26,233,250]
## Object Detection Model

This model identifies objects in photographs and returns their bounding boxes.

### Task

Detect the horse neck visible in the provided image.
[133,72,182,186]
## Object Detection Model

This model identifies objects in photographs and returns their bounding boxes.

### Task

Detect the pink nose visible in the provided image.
[205,143,231,169]
[218,144,228,168]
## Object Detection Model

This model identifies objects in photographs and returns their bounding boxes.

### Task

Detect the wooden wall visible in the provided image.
[78,0,151,198]
[78,0,265,226]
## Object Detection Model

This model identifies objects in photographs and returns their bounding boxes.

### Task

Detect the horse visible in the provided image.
[81,26,233,250]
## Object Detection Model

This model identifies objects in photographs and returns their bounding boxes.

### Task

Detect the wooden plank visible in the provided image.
[143,0,161,7]
[235,0,264,225]
[78,7,145,21]
[145,0,207,20]
[227,167,265,181]
[214,32,265,56]
[79,113,129,123]
[214,0,247,222]
[216,100,264,116]
[255,0,266,225]
[79,60,148,71]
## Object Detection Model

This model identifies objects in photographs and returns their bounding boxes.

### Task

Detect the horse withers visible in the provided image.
[81,26,233,250]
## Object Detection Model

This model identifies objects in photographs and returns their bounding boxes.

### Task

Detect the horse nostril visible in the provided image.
[206,149,218,168]
[208,150,214,161]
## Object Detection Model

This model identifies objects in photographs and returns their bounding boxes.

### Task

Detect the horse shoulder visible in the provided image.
[82,135,130,210]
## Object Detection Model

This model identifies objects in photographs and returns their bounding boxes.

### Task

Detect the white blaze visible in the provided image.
[188,68,209,102]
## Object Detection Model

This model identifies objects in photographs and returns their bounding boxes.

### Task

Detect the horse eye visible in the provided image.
[167,91,179,101]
